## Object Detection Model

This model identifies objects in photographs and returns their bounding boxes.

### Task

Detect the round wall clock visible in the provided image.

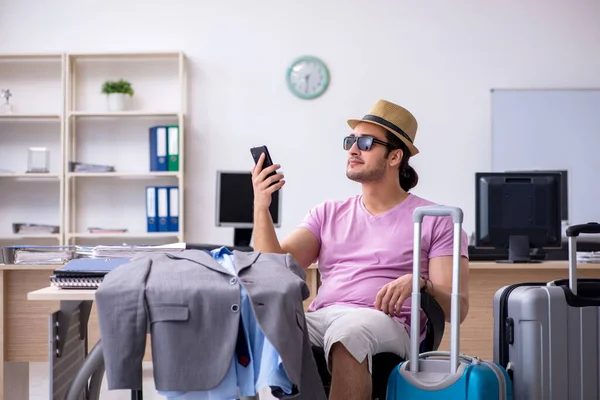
[286,56,330,100]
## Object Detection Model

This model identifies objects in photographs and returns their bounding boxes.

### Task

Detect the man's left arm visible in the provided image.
[374,217,470,320]
[427,255,470,323]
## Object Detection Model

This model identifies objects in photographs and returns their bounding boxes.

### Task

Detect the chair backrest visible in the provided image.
[420,291,446,352]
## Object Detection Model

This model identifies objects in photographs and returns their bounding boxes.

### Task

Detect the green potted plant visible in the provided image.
[101,79,134,111]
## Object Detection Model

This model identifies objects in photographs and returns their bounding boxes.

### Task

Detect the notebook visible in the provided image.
[50,258,130,289]
[50,275,105,289]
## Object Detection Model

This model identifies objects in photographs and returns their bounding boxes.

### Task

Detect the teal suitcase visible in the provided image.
[386,205,512,399]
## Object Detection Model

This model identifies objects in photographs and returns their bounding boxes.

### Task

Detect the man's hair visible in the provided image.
[384,130,419,191]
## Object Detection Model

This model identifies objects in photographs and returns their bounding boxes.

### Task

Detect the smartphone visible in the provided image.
[250,145,279,184]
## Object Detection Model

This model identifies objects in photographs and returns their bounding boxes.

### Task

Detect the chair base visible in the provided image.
[311,346,404,400]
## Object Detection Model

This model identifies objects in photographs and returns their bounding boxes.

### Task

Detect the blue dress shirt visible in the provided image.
[158,247,293,399]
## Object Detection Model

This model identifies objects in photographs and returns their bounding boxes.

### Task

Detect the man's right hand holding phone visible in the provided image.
[251,152,285,210]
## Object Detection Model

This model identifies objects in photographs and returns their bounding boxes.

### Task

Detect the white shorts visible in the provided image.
[305,305,411,374]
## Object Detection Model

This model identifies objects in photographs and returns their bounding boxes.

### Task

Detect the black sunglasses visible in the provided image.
[343,135,390,151]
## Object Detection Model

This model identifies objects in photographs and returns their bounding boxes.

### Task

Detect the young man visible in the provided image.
[251,99,470,400]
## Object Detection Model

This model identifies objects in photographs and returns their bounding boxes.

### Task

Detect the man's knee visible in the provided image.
[330,341,369,370]
[330,341,352,358]
[323,307,410,373]
[324,321,376,374]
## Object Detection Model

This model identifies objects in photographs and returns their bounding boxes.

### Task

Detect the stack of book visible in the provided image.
[50,258,130,289]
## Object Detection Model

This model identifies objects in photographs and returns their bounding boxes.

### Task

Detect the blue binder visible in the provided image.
[167,186,179,232]
[156,186,169,232]
[149,126,168,171]
[146,186,157,232]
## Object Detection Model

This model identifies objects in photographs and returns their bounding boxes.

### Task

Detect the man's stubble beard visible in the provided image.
[346,157,387,183]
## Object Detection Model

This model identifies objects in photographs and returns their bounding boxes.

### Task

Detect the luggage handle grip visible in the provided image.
[566,222,600,294]
[413,205,464,224]
[418,351,475,363]
[411,205,463,376]
[566,222,600,237]
[404,351,478,371]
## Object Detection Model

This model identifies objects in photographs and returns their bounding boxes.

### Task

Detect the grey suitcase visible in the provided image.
[493,222,600,399]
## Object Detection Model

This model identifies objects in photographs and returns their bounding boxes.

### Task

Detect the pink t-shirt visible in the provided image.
[299,193,469,342]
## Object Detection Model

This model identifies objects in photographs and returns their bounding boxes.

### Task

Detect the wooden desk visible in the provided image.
[1,263,59,400]
[4,261,600,399]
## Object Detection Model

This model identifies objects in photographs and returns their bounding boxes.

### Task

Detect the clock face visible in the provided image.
[286,56,330,100]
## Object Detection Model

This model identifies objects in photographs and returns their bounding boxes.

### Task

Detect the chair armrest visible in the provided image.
[420,291,446,351]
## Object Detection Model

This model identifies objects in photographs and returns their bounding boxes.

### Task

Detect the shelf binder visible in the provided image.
[146,186,157,232]
[157,186,169,232]
[167,125,179,171]
[149,126,168,171]
[168,186,179,232]
[146,185,179,233]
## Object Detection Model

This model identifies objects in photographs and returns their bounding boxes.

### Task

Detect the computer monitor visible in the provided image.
[508,169,568,222]
[215,171,281,247]
[475,171,562,263]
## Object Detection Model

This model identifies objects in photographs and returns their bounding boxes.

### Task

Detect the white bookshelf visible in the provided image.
[64,52,187,246]
[0,51,187,249]
[0,53,66,247]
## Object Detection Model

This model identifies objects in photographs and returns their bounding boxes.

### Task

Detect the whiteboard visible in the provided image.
[491,89,600,226]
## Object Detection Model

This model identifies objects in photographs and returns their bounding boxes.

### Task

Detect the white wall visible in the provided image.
[1,0,599,244]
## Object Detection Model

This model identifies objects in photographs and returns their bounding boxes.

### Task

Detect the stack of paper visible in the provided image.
[91,242,186,259]
[577,251,600,263]
[12,223,59,234]
[7,246,76,265]
[69,162,115,172]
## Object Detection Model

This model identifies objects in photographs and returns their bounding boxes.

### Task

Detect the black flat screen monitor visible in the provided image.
[475,171,562,263]
[509,169,568,222]
[216,171,281,246]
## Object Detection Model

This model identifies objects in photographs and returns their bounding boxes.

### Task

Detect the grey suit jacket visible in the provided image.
[95,249,326,399]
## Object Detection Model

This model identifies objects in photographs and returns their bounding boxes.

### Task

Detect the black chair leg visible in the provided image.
[64,340,105,400]
[131,390,143,400]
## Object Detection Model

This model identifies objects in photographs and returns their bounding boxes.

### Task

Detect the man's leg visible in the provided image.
[305,309,327,348]
[323,307,411,400]
[329,341,371,400]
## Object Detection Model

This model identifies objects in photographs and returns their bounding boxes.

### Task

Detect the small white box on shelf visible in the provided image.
[27,147,50,173]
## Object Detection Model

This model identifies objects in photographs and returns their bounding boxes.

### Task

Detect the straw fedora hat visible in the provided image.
[347,99,419,156]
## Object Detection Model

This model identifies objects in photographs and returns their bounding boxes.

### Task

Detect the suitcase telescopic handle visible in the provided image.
[410,205,464,375]
[566,222,600,237]
[566,222,600,295]
[413,205,464,224]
